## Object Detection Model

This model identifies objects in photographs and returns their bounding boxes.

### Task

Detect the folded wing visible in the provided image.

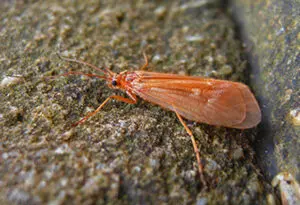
[131,71,261,129]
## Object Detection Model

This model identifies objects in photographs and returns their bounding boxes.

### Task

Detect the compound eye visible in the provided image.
[112,80,117,86]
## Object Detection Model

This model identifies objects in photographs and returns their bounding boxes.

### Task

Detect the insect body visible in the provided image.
[54,53,261,187]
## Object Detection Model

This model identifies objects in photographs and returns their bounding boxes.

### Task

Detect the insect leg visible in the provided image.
[139,51,149,70]
[173,107,207,188]
[72,94,137,127]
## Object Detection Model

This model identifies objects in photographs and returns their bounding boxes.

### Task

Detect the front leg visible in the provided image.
[72,93,137,127]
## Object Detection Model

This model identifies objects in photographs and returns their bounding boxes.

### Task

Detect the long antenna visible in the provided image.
[44,71,107,80]
[56,53,111,75]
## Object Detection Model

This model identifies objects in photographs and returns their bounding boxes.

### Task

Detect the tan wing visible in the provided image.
[231,83,261,128]
[131,71,260,129]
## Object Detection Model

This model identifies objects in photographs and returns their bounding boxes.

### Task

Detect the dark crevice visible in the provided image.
[223,0,278,183]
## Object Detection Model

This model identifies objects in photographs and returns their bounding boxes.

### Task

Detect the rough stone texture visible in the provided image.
[230,0,300,183]
[0,1,273,204]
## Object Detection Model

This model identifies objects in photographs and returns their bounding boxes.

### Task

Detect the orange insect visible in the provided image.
[52,53,261,187]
